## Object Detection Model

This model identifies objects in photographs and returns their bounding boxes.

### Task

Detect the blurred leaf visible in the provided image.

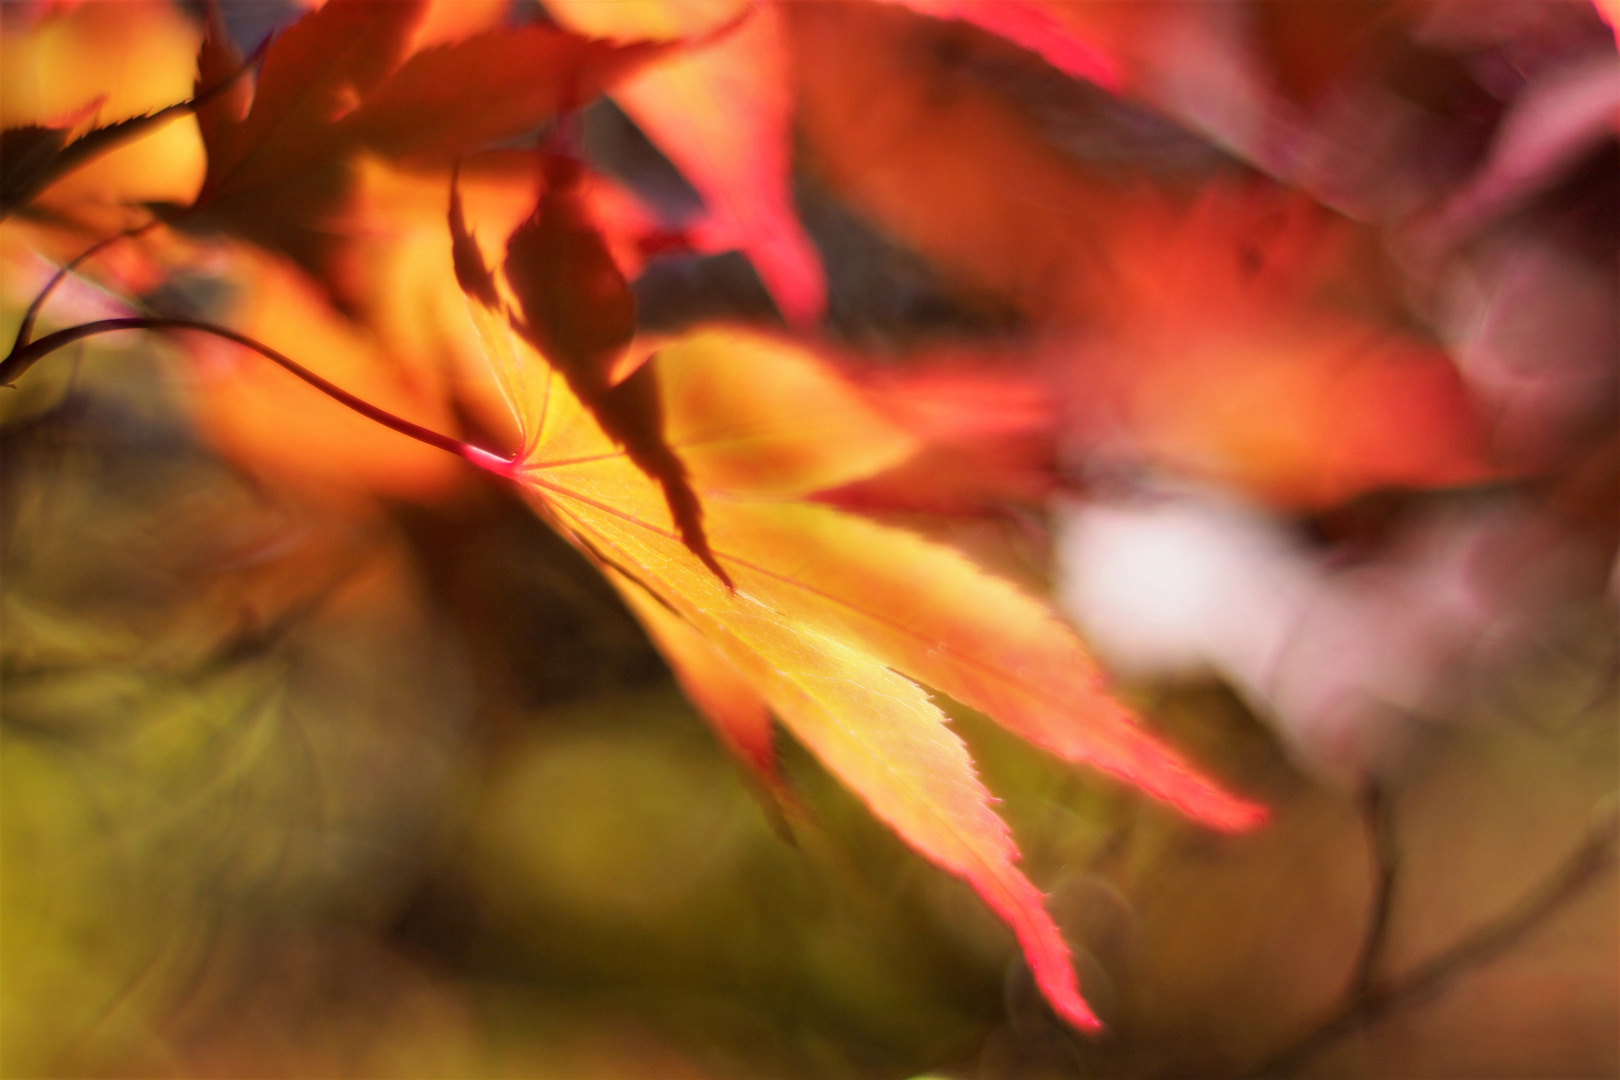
[546,0,827,327]
[0,2,207,215]
[184,0,662,293]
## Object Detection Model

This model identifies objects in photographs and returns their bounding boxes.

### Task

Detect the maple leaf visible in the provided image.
[449,180,1265,1033]
[814,356,1060,517]
[542,0,1492,510]
[533,0,1148,328]
[546,0,826,327]
[476,150,727,583]
[0,2,220,220]
[885,0,1123,88]
[785,8,1500,508]
[0,75,245,221]
[182,0,664,296]
[0,116,178,220]
[535,0,1152,326]
[1,124,78,217]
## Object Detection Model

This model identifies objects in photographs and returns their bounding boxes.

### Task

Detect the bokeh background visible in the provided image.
[2,1,1616,1077]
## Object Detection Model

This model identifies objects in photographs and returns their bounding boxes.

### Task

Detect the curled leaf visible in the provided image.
[501,158,729,585]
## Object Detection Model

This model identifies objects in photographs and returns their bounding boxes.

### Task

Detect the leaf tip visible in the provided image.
[661,472,734,589]
[1212,797,1271,833]
[448,167,500,309]
[1053,995,1105,1035]
[1001,880,1106,1035]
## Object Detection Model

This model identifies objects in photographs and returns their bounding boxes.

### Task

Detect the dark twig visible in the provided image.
[1241,799,1620,1079]
[11,222,158,354]
[1347,781,1399,995]
[0,316,512,474]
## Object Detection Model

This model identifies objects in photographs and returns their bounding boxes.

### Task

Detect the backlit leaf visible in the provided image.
[0,1,206,214]
[196,0,425,208]
[1,95,207,221]
[608,568,779,789]
[0,125,69,217]
[343,29,668,163]
[450,189,1267,1031]
[885,0,1121,88]
[497,158,728,583]
[188,0,661,291]
[190,1,249,165]
[546,0,827,326]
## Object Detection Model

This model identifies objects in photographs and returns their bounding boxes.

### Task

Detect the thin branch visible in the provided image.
[1347,781,1399,995]
[0,316,513,475]
[1241,799,1620,1079]
[11,223,157,354]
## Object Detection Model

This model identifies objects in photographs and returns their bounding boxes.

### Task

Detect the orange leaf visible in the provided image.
[1,1,206,215]
[816,358,1059,517]
[189,0,659,293]
[504,157,638,392]
[653,328,917,498]
[789,1,1132,324]
[1059,185,1500,507]
[885,0,1121,88]
[609,567,779,789]
[547,0,827,327]
[344,29,667,163]
[789,13,1498,505]
[197,0,425,206]
[496,158,728,583]
[191,1,249,159]
[696,501,1265,832]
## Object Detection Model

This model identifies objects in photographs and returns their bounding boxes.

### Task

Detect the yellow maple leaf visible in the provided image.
[448,185,1264,1033]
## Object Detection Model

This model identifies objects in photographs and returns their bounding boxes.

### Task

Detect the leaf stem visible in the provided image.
[11,223,156,354]
[0,316,514,475]
[1347,781,1399,995]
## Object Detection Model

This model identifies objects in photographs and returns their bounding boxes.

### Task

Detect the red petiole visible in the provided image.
[1,314,516,477]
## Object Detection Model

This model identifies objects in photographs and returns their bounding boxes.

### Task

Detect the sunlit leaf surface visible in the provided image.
[452,183,1264,1028]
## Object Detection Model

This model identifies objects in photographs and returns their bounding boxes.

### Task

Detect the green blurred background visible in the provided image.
[1,331,1613,1079]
